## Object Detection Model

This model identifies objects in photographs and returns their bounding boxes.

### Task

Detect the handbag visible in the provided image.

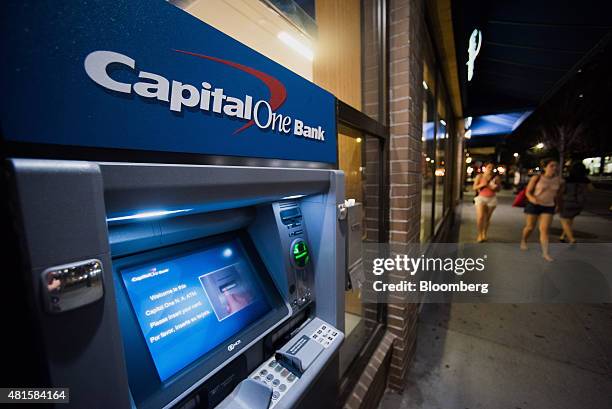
[512,188,527,207]
[513,175,540,207]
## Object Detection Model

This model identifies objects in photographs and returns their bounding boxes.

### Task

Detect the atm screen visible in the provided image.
[120,237,272,381]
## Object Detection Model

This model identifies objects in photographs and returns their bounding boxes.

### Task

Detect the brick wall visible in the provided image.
[344,0,425,407]
[344,332,396,409]
[387,0,424,391]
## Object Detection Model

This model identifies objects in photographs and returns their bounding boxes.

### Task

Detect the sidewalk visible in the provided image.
[379,190,612,409]
[460,188,612,243]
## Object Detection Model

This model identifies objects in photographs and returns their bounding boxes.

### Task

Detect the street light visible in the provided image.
[513,152,519,158]
[535,142,545,149]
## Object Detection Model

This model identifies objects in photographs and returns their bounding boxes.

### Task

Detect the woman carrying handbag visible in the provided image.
[520,158,562,261]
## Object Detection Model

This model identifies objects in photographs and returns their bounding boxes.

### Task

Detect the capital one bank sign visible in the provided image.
[0,1,337,164]
[85,50,326,141]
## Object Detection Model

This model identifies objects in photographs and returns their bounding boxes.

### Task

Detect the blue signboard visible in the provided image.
[0,1,337,164]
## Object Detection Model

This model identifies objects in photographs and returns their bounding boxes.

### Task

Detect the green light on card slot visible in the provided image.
[291,240,310,268]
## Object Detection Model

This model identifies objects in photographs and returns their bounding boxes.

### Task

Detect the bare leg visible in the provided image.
[521,214,537,250]
[539,213,554,261]
[484,206,496,241]
[560,217,576,243]
[475,204,487,242]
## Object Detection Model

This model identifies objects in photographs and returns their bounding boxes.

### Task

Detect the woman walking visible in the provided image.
[520,159,562,261]
[559,162,593,244]
[473,162,501,242]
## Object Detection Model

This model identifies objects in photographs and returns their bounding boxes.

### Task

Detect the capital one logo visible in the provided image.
[84,50,325,140]
[227,339,241,352]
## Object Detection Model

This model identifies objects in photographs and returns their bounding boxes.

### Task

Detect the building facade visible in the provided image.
[173,0,465,407]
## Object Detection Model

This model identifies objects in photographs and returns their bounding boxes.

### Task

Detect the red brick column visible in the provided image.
[387,0,424,391]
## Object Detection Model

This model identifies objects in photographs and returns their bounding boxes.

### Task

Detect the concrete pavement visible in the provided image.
[378,190,612,409]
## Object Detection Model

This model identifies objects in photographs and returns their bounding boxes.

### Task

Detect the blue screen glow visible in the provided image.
[121,239,271,381]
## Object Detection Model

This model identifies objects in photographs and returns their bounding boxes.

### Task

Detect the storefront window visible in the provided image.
[421,89,435,242]
[362,0,387,123]
[434,117,447,230]
[338,129,383,376]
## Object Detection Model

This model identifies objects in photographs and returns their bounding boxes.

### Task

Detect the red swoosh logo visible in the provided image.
[174,49,287,134]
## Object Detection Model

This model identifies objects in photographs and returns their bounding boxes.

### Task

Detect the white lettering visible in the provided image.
[170,81,199,112]
[254,100,272,129]
[84,50,134,93]
[84,50,327,142]
[134,71,169,101]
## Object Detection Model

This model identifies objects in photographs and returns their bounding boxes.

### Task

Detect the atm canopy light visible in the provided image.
[106,208,193,223]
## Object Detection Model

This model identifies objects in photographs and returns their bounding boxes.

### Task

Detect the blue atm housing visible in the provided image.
[2,1,346,408]
[7,160,346,409]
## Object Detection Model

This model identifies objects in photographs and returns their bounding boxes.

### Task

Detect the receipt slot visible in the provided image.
[6,160,346,409]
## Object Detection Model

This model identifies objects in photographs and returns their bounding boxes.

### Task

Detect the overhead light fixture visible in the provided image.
[535,142,545,149]
[440,119,447,126]
[513,152,519,158]
[278,31,314,61]
[106,208,192,222]
[282,194,306,200]
[422,81,429,90]
[464,129,472,139]
[464,116,473,129]
[356,137,362,143]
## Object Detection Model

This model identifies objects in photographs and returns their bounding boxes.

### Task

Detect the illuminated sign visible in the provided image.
[1,1,337,163]
[467,29,482,82]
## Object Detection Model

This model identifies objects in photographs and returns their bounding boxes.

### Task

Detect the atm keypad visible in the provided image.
[311,324,340,348]
[250,356,299,408]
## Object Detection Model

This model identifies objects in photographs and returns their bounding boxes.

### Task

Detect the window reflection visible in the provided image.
[420,89,435,242]
[434,118,447,228]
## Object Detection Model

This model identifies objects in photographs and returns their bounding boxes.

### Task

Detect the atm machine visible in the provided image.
[7,160,345,409]
[1,2,346,408]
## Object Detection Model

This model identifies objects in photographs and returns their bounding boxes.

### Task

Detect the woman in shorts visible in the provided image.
[520,158,562,261]
[473,161,501,242]
[559,162,593,244]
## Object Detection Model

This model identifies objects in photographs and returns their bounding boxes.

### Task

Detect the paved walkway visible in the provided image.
[379,190,612,409]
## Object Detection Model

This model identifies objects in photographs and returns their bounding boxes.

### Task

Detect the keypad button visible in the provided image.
[280,369,289,377]
[287,374,296,382]
[269,360,276,367]
[254,375,261,381]
[279,384,287,392]
[272,391,280,400]
[266,374,274,381]
[272,379,280,386]
[275,365,282,372]
[260,369,268,376]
